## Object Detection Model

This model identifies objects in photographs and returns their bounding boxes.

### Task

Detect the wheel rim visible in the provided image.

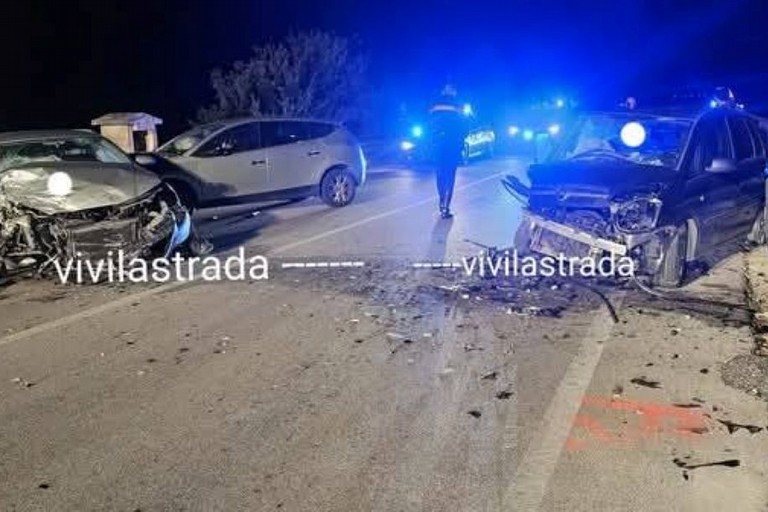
[330,174,352,204]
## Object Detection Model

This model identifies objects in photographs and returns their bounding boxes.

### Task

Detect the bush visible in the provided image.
[197,31,368,126]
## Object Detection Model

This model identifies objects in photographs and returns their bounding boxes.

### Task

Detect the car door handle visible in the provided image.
[251,159,266,166]
[307,150,321,157]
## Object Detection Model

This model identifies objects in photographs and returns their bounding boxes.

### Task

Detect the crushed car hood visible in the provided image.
[0,163,160,215]
[528,159,677,196]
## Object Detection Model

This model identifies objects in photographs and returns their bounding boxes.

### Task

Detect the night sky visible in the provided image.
[2,0,768,135]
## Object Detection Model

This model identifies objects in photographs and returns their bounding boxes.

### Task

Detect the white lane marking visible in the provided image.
[0,172,504,349]
[269,172,503,255]
[504,292,625,511]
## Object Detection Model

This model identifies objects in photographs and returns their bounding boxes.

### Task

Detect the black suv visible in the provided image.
[504,106,768,287]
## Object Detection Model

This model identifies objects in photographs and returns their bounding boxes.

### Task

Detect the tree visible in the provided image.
[197,31,368,125]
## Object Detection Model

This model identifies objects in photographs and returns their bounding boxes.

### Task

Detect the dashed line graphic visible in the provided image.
[281,261,366,269]
[411,262,463,269]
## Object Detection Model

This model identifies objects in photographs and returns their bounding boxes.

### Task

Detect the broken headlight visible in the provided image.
[613,197,662,233]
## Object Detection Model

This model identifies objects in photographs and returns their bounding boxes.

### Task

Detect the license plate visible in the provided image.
[531,226,593,258]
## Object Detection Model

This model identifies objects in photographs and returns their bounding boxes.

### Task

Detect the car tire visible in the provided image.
[320,167,357,207]
[653,222,688,288]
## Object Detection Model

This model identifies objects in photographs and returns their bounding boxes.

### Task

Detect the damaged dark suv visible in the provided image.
[0,130,191,280]
[504,107,768,287]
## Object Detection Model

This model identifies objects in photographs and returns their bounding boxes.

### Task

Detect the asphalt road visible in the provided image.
[1,158,767,511]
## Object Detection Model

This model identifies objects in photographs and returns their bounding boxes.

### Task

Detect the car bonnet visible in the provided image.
[0,162,161,215]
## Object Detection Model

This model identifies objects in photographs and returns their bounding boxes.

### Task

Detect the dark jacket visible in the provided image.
[427,98,467,165]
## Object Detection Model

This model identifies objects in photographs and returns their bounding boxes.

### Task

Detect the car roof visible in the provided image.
[0,129,100,144]
[204,117,341,129]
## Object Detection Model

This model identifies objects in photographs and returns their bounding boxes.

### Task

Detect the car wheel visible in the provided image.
[653,222,688,288]
[320,168,357,207]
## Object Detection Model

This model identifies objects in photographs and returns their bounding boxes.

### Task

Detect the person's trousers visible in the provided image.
[436,162,457,211]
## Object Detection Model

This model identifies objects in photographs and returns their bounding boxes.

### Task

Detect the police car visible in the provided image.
[399,104,496,165]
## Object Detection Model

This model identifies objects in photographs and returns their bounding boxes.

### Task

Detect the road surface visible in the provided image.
[1,158,767,511]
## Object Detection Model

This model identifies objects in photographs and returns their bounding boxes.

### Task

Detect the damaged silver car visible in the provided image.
[505,107,768,287]
[0,130,191,280]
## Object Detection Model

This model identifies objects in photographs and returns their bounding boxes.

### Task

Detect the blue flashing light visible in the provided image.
[400,140,416,151]
[555,98,565,108]
[522,129,534,141]
[411,125,424,138]
[620,122,646,148]
[548,123,561,136]
[462,103,473,116]
[709,99,718,108]
[508,125,520,137]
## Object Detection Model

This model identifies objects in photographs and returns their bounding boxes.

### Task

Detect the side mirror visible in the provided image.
[133,154,158,167]
[705,157,737,173]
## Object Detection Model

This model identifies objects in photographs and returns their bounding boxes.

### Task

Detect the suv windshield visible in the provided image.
[550,114,692,168]
[158,123,225,156]
[0,136,131,172]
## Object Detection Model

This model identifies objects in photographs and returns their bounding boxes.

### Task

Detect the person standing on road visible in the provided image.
[427,84,468,219]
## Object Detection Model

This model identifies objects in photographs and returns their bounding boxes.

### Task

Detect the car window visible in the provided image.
[259,121,308,148]
[728,116,756,162]
[305,122,336,140]
[686,117,731,175]
[158,123,225,156]
[0,136,131,172]
[195,123,260,157]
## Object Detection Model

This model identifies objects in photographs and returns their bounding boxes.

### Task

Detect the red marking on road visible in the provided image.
[566,395,709,452]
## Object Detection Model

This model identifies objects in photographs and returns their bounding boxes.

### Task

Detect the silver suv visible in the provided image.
[155,118,367,208]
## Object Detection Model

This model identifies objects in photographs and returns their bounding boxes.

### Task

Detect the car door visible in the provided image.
[730,115,768,235]
[261,121,328,193]
[190,122,268,201]
[680,114,740,252]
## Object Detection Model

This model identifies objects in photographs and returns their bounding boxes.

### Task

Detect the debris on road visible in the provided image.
[467,409,482,418]
[496,390,514,400]
[673,458,741,470]
[481,371,498,381]
[717,419,764,434]
[10,377,35,388]
[629,377,662,389]
[672,403,702,409]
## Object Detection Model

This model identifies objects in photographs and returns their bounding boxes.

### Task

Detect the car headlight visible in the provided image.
[614,197,662,233]
[47,172,73,197]
[401,140,416,151]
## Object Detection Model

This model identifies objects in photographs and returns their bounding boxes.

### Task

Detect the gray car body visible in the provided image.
[153,118,367,208]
